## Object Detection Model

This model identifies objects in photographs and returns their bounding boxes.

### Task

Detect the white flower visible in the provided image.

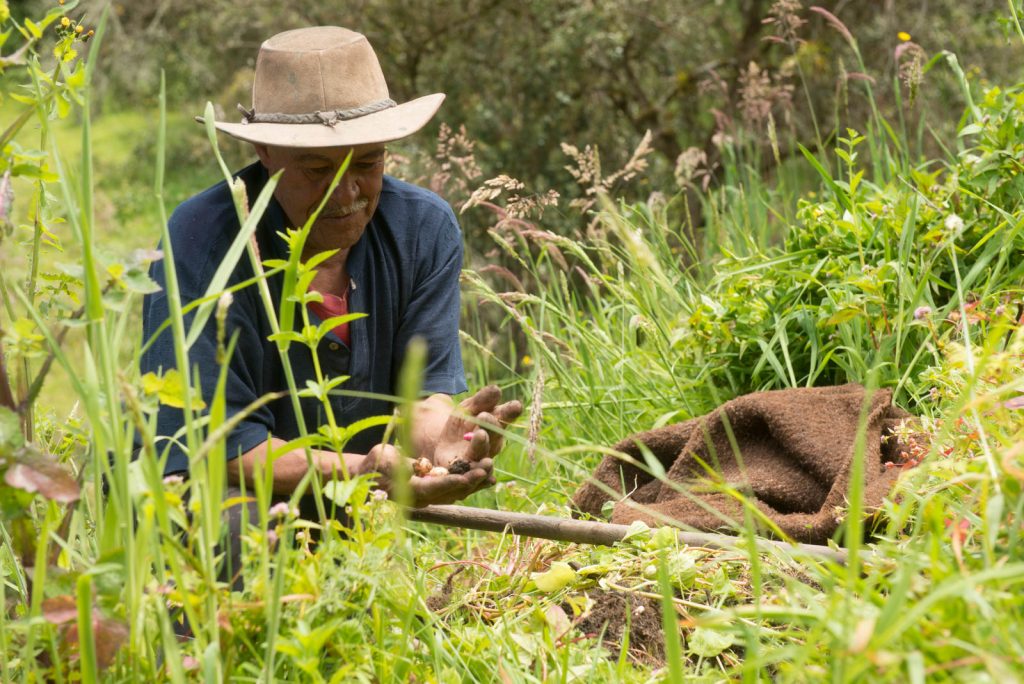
[944,214,965,234]
[268,502,297,518]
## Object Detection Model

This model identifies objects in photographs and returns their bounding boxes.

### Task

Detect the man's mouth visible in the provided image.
[320,197,369,220]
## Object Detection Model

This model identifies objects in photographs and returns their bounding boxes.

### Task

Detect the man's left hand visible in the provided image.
[415,386,523,481]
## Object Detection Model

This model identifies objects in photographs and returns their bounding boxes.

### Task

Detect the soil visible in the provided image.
[574,590,665,665]
[425,567,465,613]
[447,459,472,475]
[425,570,667,665]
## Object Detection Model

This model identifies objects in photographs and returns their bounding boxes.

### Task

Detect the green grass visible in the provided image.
[2,6,1024,683]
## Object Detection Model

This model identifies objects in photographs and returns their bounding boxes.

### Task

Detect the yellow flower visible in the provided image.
[898,31,911,41]
[75,24,83,33]
[522,355,533,366]
[60,16,70,27]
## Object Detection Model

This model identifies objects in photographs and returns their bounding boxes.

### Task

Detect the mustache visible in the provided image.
[317,197,369,219]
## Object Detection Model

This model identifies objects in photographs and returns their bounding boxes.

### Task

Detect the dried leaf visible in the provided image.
[1004,395,1024,410]
[41,595,78,625]
[543,604,571,637]
[61,614,129,670]
[4,458,80,503]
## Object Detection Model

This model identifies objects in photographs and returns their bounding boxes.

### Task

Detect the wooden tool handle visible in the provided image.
[407,504,850,565]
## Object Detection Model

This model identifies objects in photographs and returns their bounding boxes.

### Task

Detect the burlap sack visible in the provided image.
[572,384,913,544]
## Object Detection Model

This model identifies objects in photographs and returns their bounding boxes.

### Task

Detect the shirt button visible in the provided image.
[328,342,340,351]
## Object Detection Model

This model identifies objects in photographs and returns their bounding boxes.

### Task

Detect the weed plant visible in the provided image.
[1,1,1023,682]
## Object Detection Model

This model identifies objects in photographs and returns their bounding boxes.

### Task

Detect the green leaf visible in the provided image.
[54,93,70,118]
[646,525,676,550]
[10,163,57,181]
[301,379,327,402]
[66,61,86,90]
[295,269,317,296]
[23,17,41,38]
[688,627,734,658]
[304,249,339,270]
[668,549,698,587]
[531,561,576,593]
[798,143,851,211]
[321,375,350,393]
[322,478,369,508]
[823,307,862,326]
[958,123,983,137]
[849,169,864,195]
[122,268,161,295]
[317,312,366,341]
[12,317,43,341]
[621,519,651,543]
[142,369,206,409]
[267,330,304,345]
[0,405,24,452]
[322,413,391,447]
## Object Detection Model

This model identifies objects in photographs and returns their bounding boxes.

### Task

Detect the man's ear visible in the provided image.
[253,143,272,166]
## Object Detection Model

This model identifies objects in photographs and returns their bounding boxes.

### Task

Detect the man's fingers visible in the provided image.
[442,386,497,441]
[468,411,509,458]
[458,384,501,416]
[364,445,402,476]
[493,400,523,427]
[470,473,498,495]
[467,429,490,461]
[411,468,489,506]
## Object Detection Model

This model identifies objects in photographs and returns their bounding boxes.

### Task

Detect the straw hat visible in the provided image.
[205,26,444,148]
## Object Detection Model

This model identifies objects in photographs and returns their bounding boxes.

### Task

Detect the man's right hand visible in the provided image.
[357,443,493,507]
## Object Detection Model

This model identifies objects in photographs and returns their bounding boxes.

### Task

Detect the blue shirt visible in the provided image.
[141,161,468,476]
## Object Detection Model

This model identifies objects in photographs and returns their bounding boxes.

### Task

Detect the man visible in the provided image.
[141,26,521,517]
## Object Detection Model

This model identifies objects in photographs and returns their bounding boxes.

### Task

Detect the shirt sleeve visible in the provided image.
[140,223,275,477]
[392,205,468,396]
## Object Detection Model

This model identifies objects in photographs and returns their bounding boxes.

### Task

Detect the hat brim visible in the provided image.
[201,93,444,148]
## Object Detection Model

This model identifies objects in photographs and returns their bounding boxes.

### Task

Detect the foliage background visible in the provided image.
[2,0,1024,681]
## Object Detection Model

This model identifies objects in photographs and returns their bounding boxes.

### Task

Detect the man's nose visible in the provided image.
[329,172,359,205]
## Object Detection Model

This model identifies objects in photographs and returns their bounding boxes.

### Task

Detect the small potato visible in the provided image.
[413,457,433,477]
[428,466,449,477]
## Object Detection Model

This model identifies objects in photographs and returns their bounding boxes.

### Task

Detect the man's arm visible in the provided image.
[227,437,359,495]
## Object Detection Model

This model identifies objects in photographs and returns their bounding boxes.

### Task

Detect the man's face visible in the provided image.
[255,143,386,253]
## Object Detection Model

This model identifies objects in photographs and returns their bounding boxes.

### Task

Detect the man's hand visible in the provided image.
[357,443,494,507]
[416,385,523,471]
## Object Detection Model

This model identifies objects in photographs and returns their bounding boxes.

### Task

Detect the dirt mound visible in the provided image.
[575,590,665,665]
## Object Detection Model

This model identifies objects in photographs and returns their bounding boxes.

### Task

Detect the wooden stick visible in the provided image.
[407,504,851,565]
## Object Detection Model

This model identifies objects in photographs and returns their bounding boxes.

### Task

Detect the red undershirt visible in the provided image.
[308,290,351,347]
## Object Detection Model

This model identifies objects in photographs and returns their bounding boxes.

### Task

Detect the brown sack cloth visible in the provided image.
[572,384,913,545]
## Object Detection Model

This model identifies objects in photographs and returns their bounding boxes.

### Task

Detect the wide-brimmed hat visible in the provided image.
[204,26,444,148]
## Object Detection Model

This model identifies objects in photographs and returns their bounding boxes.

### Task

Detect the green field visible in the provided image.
[2,2,1024,682]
